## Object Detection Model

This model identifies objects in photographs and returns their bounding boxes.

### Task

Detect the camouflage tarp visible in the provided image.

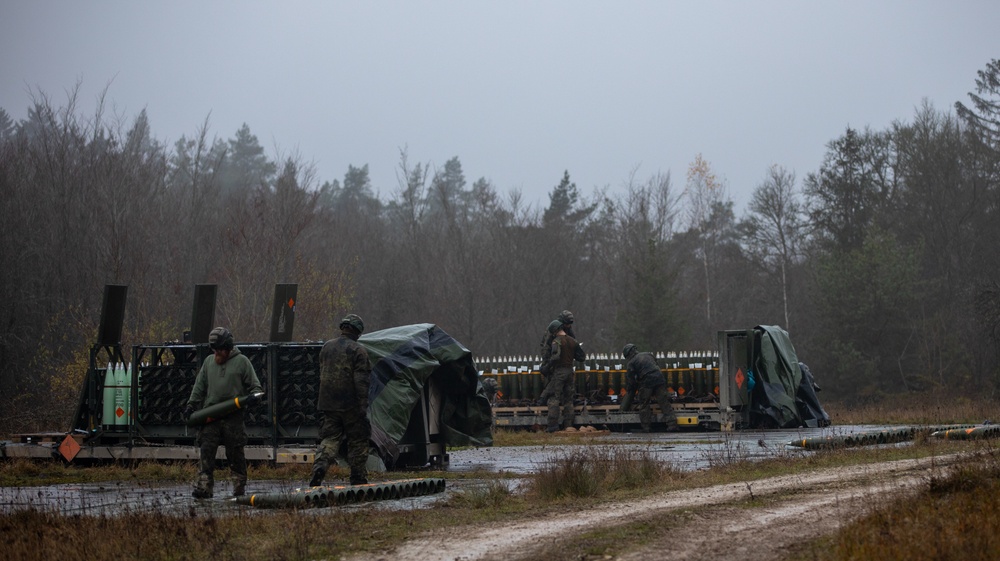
[749,325,829,429]
[361,323,493,457]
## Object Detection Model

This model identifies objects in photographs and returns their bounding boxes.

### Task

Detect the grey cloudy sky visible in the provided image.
[2,1,998,211]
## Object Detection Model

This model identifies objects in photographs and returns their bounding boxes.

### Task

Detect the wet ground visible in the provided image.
[449,424,896,473]
[0,424,895,517]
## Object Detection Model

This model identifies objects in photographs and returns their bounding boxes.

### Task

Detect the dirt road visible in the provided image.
[349,454,964,561]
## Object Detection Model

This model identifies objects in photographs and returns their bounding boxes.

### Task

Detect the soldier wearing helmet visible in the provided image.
[185,326,263,498]
[541,321,586,432]
[557,310,576,338]
[620,344,678,432]
[537,311,579,405]
[311,314,373,486]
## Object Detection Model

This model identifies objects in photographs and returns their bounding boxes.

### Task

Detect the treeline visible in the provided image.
[2,60,999,430]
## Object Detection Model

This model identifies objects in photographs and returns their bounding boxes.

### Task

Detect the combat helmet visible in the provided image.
[558,310,574,325]
[208,327,234,350]
[621,343,637,359]
[547,319,563,334]
[339,314,365,334]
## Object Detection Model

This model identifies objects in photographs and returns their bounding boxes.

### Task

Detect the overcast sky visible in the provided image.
[2,1,998,211]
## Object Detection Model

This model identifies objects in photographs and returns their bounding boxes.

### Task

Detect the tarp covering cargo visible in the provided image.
[362,323,493,459]
[749,325,830,429]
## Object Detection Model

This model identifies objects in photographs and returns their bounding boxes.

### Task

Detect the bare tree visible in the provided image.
[745,164,804,329]
[684,154,728,323]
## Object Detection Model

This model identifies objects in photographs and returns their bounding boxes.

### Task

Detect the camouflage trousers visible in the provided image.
[544,366,575,431]
[314,409,371,478]
[637,384,677,431]
[196,413,248,489]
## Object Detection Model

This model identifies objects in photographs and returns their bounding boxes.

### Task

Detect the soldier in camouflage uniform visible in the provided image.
[310,314,373,486]
[184,327,263,499]
[543,322,585,432]
[620,343,678,432]
[537,310,577,404]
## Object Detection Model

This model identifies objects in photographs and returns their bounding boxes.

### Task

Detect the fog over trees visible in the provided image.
[2,60,999,430]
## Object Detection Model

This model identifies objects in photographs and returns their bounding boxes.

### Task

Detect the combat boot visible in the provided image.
[192,474,213,499]
[349,469,368,486]
[232,477,247,497]
[309,465,326,487]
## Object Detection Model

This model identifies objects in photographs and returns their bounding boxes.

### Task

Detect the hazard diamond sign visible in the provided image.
[59,434,81,462]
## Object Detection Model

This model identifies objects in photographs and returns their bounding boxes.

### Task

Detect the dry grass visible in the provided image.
[824,393,1000,426]
[1,505,437,561]
[528,445,685,500]
[797,443,1000,561]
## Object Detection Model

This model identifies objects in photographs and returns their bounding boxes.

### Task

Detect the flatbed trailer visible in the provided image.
[493,402,730,431]
[482,329,760,432]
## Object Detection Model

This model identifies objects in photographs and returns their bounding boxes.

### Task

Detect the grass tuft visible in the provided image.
[528,446,682,500]
[445,479,518,510]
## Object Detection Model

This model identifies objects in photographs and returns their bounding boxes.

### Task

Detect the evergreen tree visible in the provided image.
[955,58,1000,151]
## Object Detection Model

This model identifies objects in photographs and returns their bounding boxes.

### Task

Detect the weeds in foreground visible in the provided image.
[1,505,429,561]
[528,446,683,500]
[798,443,1000,561]
[445,479,519,510]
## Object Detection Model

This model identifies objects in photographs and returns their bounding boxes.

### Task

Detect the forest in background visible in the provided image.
[1,59,998,432]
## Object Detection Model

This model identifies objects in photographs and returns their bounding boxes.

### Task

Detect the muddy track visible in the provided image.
[349,454,966,561]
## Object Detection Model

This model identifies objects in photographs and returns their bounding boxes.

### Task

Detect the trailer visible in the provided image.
[480,327,829,432]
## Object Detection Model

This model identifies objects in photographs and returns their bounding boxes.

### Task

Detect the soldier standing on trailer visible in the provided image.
[542,321,585,432]
[184,327,263,499]
[537,310,577,404]
[311,314,373,486]
[620,344,678,432]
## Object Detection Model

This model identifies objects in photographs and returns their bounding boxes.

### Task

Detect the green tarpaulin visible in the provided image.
[360,324,493,461]
[750,325,829,429]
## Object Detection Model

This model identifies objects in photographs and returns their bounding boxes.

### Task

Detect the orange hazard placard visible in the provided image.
[59,434,81,462]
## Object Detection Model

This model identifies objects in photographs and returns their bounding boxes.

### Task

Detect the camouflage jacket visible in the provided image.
[317,334,372,412]
[625,351,665,391]
[547,334,585,370]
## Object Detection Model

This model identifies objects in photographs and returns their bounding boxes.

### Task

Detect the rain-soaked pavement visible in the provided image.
[0,424,897,517]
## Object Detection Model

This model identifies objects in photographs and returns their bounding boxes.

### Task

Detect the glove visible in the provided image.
[182,404,195,421]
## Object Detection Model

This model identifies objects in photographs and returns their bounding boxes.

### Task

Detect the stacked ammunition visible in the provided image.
[478,350,720,406]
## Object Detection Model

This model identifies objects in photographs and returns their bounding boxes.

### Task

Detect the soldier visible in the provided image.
[620,344,678,432]
[542,322,585,432]
[311,314,373,486]
[556,309,576,339]
[537,310,577,404]
[184,326,263,499]
[481,375,499,405]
